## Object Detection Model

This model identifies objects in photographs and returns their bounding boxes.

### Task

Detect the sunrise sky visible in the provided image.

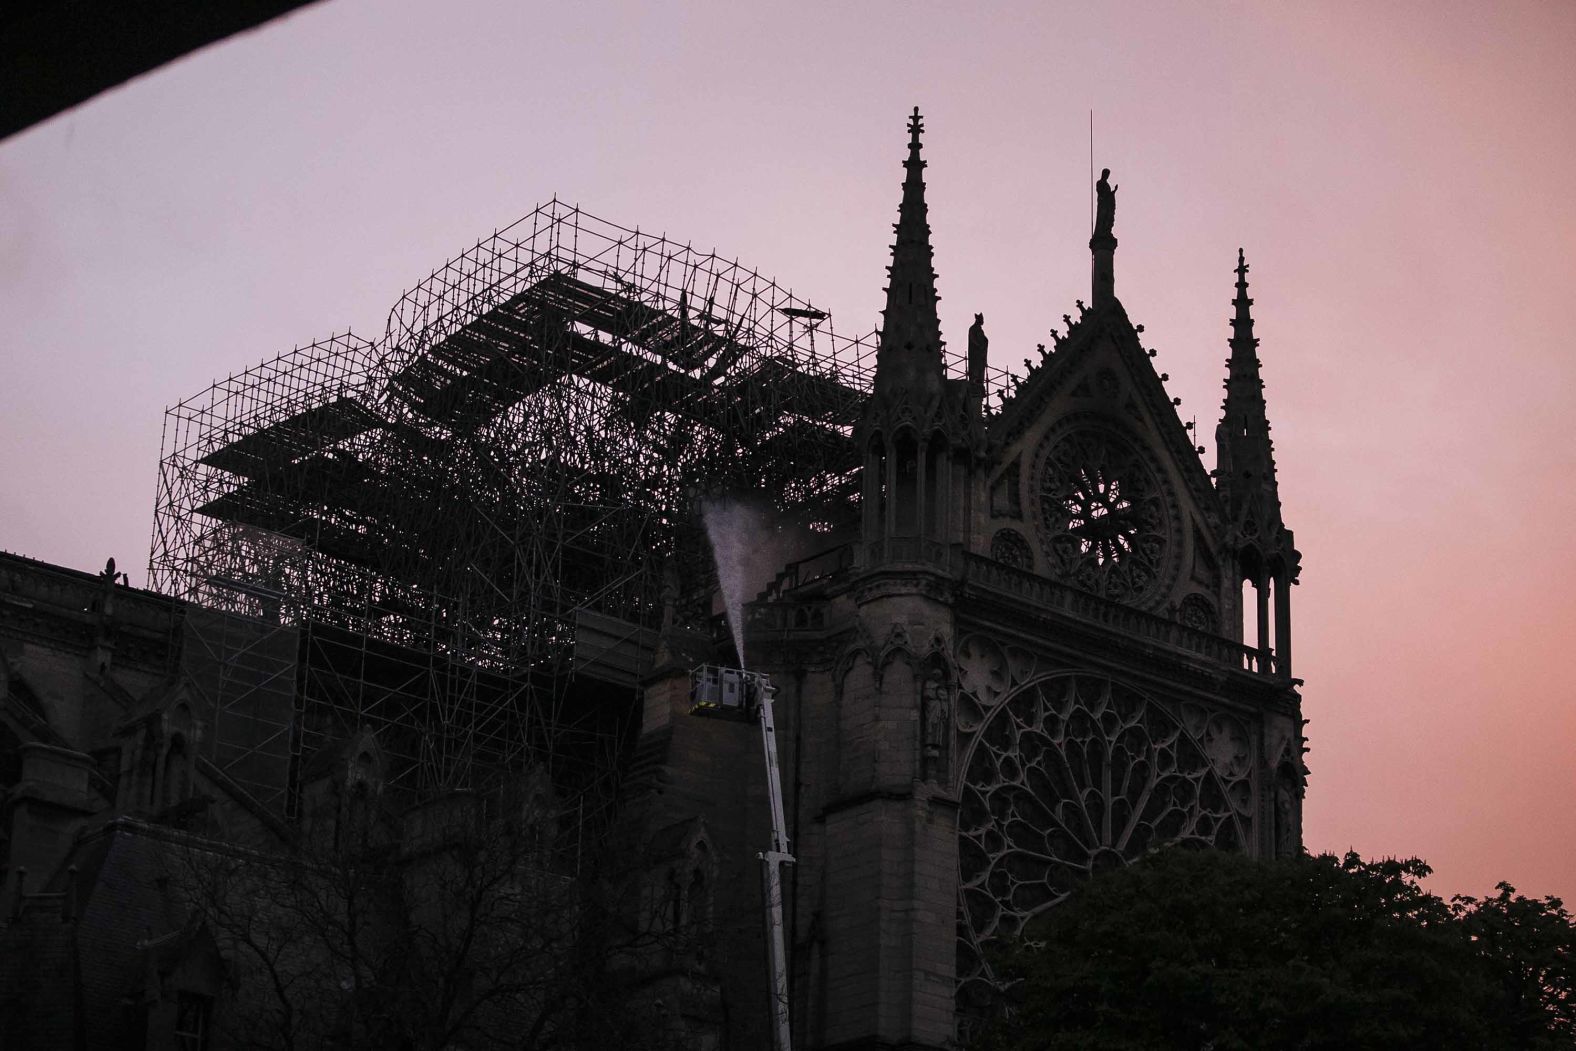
[2,0,1572,903]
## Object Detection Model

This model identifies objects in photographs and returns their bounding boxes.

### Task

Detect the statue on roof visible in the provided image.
[968,313,988,387]
[1094,168,1118,239]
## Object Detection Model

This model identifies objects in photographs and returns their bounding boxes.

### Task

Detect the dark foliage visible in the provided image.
[1454,881,1576,1047]
[176,785,699,1051]
[970,847,1574,1050]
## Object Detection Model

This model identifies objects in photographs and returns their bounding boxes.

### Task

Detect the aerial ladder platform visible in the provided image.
[690,665,794,1051]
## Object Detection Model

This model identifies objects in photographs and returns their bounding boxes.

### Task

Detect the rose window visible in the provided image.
[1037,428,1169,603]
[990,529,1033,571]
[1179,593,1219,633]
[955,674,1243,1014]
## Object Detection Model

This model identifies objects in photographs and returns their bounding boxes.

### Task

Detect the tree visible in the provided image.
[173,775,701,1051]
[1453,882,1576,1048]
[970,847,1575,1051]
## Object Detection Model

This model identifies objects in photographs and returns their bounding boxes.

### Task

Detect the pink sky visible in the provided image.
[2,1,1572,903]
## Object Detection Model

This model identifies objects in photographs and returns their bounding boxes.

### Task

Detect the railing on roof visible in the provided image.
[748,540,1277,679]
[958,553,1276,677]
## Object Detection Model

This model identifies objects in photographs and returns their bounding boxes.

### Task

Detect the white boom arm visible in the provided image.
[755,676,794,1051]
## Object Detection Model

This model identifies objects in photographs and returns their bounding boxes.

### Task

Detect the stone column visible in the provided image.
[1274,573,1293,677]
[1090,233,1116,307]
[1255,578,1271,665]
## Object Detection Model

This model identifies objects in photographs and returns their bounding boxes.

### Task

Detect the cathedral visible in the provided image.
[633,110,1304,1048]
[0,109,1303,1049]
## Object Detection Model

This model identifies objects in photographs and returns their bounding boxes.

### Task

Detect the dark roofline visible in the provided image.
[1,1,325,140]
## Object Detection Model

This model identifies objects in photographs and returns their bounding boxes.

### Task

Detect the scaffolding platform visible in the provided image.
[148,200,975,808]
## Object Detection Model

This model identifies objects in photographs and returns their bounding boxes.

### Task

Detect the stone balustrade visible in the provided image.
[751,542,1277,678]
[959,552,1275,676]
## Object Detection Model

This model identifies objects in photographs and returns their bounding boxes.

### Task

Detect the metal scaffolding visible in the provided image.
[149,200,887,810]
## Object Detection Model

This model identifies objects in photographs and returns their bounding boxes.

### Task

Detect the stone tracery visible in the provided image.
[1035,425,1172,605]
[989,528,1033,571]
[955,672,1249,1011]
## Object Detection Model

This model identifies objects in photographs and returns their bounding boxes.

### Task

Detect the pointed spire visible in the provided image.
[1216,248,1281,523]
[875,107,943,395]
[1230,247,1257,354]
[1217,249,1300,676]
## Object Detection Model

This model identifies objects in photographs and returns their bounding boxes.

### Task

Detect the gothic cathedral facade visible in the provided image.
[635,110,1305,1050]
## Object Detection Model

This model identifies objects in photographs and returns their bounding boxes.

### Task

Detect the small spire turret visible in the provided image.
[857,110,981,558]
[1215,248,1299,676]
[874,107,944,398]
[1217,248,1278,512]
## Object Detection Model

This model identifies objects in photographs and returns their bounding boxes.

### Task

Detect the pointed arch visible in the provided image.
[891,429,921,538]
[161,732,190,809]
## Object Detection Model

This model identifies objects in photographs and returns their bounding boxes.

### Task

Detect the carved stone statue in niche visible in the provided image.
[1273,766,1297,859]
[659,557,681,633]
[921,671,951,782]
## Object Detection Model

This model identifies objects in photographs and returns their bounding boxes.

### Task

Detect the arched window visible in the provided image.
[668,869,685,931]
[162,734,189,809]
[893,432,920,537]
[339,751,378,850]
[867,435,889,537]
[926,429,948,538]
[687,867,707,926]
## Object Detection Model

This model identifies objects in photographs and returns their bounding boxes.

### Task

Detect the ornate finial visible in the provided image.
[908,107,924,150]
[1232,248,1256,336]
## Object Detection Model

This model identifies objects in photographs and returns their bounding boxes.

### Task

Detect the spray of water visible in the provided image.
[702,500,753,669]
